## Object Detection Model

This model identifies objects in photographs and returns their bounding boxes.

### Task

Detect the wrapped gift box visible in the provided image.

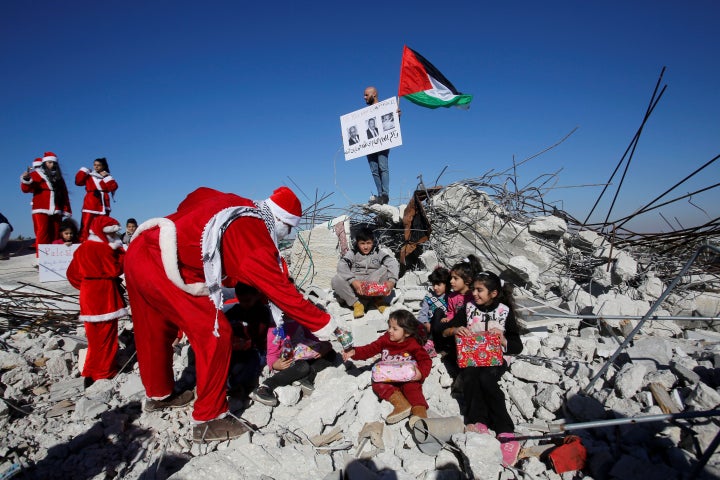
[294,340,332,360]
[358,281,388,297]
[371,360,418,382]
[455,333,503,367]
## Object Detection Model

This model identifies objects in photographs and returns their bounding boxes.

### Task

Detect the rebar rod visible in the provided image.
[583,67,666,226]
[583,243,720,394]
[611,154,720,232]
[547,408,720,433]
[524,312,720,322]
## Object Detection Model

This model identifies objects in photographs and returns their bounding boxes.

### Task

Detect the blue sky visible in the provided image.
[2,0,719,238]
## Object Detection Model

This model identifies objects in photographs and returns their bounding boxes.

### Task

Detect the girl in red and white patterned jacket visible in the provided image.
[20,152,72,250]
[75,157,119,242]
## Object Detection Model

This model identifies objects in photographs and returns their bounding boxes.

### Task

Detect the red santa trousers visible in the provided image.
[32,213,62,251]
[79,212,99,243]
[372,381,428,408]
[124,230,232,422]
[83,320,119,380]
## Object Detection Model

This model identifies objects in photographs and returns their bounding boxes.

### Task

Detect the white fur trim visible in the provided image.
[103,175,114,182]
[109,237,123,250]
[312,316,338,341]
[43,154,57,163]
[190,411,228,425]
[266,198,300,227]
[79,307,128,322]
[21,174,32,184]
[133,218,208,297]
[103,225,120,233]
[80,166,90,173]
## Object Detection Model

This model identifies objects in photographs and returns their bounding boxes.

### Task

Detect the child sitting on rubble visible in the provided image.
[342,309,432,425]
[439,270,523,466]
[224,283,273,397]
[417,266,451,332]
[249,315,336,407]
[431,255,482,356]
[330,226,400,319]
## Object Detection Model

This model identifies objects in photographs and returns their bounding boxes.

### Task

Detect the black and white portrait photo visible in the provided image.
[381,112,395,132]
[366,117,379,139]
[347,125,360,145]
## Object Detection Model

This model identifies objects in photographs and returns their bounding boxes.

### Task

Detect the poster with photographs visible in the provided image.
[340,96,402,161]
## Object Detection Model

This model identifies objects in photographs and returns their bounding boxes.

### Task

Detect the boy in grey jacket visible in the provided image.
[331,226,400,318]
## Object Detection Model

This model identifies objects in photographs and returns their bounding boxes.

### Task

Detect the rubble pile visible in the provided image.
[0,184,719,479]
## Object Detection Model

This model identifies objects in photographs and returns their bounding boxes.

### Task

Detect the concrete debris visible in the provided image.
[0,182,719,480]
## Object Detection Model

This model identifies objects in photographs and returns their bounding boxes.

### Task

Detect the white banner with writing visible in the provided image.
[38,244,79,283]
[340,96,402,161]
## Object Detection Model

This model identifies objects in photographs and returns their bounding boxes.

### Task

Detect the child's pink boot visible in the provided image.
[465,422,489,434]
[497,432,520,467]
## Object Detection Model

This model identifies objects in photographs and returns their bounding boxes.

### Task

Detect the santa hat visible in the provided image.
[32,157,43,168]
[42,152,58,164]
[266,186,302,227]
[89,216,122,248]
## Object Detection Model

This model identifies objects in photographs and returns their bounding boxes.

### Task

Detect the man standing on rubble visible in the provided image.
[124,186,338,442]
[364,86,391,205]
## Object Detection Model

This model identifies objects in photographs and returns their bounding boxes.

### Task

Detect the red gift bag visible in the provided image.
[548,435,587,473]
[455,333,503,367]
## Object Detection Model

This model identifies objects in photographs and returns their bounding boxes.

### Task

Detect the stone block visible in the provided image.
[528,215,567,237]
[510,360,560,384]
[453,432,502,479]
[45,355,70,378]
[507,255,540,287]
[614,363,648,399]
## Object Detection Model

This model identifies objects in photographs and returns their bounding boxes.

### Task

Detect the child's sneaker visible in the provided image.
[497,432,520,467]
[250,385,278,407]
[294,377,315,395]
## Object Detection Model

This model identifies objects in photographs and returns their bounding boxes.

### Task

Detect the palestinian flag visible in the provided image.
[398,45,473,109]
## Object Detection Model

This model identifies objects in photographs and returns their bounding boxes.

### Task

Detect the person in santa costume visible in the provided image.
[20,152,72,251]
[66,216,127,386]
[75,157,119,242]
[124,186,338,442]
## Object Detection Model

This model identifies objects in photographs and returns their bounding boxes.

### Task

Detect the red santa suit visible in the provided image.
[67,216,127,381]
[75,167,119,242]
[124,186,336,423]
[20,152,72,247]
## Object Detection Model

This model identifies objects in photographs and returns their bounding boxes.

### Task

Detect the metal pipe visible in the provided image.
[525,312,720,321]
[583,243,720,394]
[547,409,720,434]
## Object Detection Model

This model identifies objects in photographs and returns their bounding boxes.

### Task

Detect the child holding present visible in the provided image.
[431,255,482,356]
[250,316,336,407]
[331,226,400,318]
[439,270,523,466]
[343,309,431,424]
